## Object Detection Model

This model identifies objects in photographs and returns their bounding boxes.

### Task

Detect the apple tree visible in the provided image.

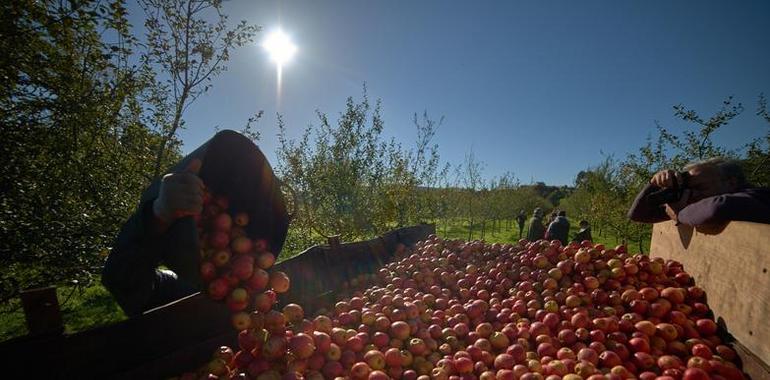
[136,0,260,178]
[276,91,447,255]
[0,0,178,302]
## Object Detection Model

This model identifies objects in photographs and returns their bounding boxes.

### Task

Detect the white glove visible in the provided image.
[152,159,204,223]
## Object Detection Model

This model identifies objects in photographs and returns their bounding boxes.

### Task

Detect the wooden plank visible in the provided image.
[1,292,232,379]
[19,286,63,336]
[269,225,435,312]
[650,220,770,376]
[735,341,770,380]
[395,224,437,247]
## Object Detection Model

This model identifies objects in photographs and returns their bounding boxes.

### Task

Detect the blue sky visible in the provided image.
[129,1,770,186]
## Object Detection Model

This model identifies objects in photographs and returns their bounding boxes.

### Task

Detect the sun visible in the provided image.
[262,30,297,66]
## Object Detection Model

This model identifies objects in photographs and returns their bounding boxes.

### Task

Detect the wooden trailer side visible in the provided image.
[650,221,770,379]
[0,224,435,379]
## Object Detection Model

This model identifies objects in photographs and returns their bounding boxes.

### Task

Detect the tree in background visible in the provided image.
[484,173,518,235]
[456,150,485,240]
[404,112,451,226]
[137,0,260,177]
[745,94,770,187]
[276,90,447,254]
[0,0,258,303]
[379,111,448,228]
[0,0,172,301]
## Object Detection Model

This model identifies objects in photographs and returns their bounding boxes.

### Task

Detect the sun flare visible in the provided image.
[262,30,297,66]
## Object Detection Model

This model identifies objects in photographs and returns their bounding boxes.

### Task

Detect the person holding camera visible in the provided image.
[627,158,770,227]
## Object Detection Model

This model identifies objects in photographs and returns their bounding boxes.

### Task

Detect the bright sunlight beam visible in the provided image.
[262,29,297,108]
[262,30,297,66]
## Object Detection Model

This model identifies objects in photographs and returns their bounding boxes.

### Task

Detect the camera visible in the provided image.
[647,171,690,205]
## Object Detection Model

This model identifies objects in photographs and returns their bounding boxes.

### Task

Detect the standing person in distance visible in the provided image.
[572,219,593,243]
[516,209,526,238]
[526,208,545,241]
[546,210,571,245]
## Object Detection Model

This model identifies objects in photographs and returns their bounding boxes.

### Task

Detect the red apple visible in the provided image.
[269,271,290,293]
[234,212,249,227]
[245,268,269,292]
[209,232,230,250]
[231,311,251,331]
[208,278,229,300]
[289,333,316,359]
[231,236,253,255]
[256,252,276,269]
[364,350,386,370]
[350,362,372,379]
[200,261,217,282]
[232,254,254,280]
[212,249,231,267]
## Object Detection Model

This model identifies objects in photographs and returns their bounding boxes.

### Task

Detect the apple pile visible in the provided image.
[183,235,747,380]
[196,193,290,330]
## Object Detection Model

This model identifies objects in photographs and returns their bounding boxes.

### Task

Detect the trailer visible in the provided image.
[3,220,769,379]
[0,224,435,379]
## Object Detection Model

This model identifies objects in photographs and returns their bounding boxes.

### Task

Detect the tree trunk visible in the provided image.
[153,88,189,178]
[468,219,473,241]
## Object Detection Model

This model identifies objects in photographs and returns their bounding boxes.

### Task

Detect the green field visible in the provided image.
[0,221,645,342]
[437,220,651,254]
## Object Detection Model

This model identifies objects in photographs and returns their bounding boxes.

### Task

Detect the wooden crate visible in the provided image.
[0,224,435,379]
[650,221,770,380]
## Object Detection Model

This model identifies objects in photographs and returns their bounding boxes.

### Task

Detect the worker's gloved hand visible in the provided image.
[152,159,204,224]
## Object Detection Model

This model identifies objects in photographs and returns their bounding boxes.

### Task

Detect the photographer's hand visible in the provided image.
[650,169,686,189]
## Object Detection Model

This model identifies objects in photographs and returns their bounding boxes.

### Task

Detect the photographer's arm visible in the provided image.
[627,183,669,223]
[677,191,770,226]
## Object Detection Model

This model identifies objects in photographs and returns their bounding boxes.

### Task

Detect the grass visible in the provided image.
[0,280,126,342]
[437,219,651,253]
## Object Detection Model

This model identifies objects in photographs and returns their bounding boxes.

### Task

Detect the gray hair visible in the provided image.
[684,157,748,187]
